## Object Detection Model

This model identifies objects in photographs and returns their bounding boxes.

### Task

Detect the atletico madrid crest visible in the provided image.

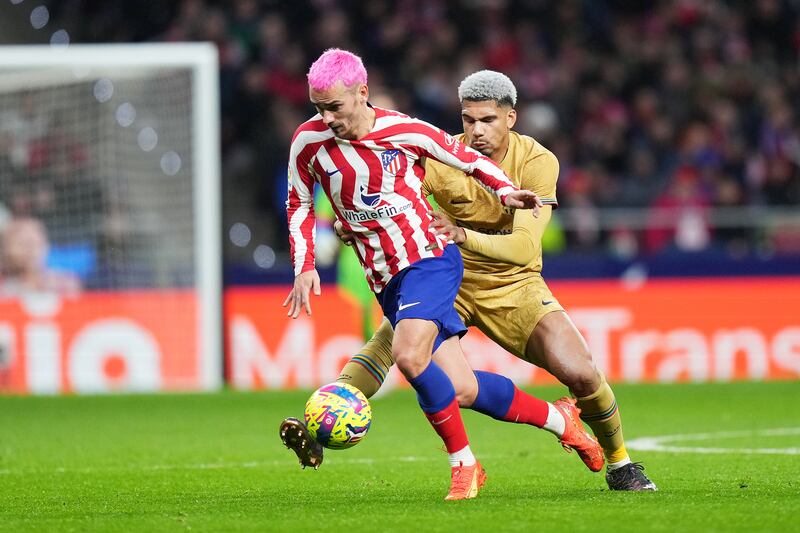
[381,149,402,174]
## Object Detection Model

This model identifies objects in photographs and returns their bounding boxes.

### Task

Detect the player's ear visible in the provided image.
[506,108,517,129]
[359,84,369,105]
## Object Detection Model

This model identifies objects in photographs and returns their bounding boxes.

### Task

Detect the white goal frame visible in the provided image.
[0,43,222,390]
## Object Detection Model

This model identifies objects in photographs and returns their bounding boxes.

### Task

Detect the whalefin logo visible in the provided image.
[381,149,403,175]
[341,193,414,223]
[360,184,384,207]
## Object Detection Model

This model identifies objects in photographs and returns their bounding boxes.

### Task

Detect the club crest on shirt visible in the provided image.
[381,149,402,175]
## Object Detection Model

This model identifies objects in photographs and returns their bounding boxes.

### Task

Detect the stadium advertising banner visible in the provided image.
[227,277,800,389]
[0,292,198,394]
[2,278,797,395]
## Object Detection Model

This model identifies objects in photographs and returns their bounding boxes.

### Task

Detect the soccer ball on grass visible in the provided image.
[304,382,372,449]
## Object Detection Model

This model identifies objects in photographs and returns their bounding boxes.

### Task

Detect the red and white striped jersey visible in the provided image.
[286,106,519,292]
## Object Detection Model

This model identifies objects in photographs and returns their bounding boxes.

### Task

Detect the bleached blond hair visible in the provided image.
[458,70,517,107]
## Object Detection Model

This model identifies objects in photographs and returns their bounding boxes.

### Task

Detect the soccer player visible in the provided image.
[285,49,560,500]
[282,70,657,492]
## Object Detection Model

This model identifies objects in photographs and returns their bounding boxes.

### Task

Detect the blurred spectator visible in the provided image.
[31,0,799,271]
[0,217,81,298]
[712,173,750,256]
[618,147,665,208]
[645,166,712,254]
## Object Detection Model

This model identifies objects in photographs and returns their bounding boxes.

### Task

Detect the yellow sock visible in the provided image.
[574,377,629,465]
[337,319,395,398]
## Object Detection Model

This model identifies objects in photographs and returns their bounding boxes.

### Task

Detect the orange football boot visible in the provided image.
[553,397,605,472]
[444,461,487,501]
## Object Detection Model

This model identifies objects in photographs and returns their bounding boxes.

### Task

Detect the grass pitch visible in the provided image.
[1,382,798,532]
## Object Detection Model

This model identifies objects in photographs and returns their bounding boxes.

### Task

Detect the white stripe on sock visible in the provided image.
[543,403,566,437]
[607,457,632,471]
[448,445,476,467]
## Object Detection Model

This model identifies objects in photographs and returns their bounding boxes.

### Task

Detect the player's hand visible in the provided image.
[333,219,356,246]
[282,269,321,318]
[503,190,542,216]
[430,211,466,244]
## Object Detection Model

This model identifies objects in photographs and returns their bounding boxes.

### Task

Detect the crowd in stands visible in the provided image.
[33,0,800,279]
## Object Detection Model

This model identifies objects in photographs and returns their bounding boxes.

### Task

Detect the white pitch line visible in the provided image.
[627,427,800,455]
[0,455,438,476]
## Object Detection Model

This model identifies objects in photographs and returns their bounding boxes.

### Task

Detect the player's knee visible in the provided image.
[451,371,479,407]
[564,359,602,398]
[454,386,477,408]
[393,349,428,379]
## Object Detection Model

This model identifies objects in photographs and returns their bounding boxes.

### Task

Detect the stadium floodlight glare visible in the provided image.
[0,44,222,392]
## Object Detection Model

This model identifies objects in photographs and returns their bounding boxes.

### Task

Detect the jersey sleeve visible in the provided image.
[460,205,552,267]
[286,136,318,276]
[421,158,442,210]
[521,147,559,208]
[458,146,559,265]
[408,122,518,203]
[421,157,436,198]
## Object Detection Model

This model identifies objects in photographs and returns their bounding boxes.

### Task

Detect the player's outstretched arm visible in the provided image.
[430,212,467,244]
[283,269,321,318]
[410,122,545,216]
[431,207,552,267]
[503,189,543,214]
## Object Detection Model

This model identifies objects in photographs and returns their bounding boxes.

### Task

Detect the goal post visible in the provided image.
[0,43,222,393]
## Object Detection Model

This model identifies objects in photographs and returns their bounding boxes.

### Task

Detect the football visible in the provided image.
[304,383,372,449]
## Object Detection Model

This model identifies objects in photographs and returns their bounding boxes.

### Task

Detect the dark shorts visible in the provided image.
[375,244,468,353]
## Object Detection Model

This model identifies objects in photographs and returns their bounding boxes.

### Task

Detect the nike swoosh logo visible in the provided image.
[325,167,343,176]
[431,414,452,426]
[398,302,421,311]
[542,300,554,306]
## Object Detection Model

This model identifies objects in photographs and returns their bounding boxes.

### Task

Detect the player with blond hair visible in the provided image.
[282,69,656,492]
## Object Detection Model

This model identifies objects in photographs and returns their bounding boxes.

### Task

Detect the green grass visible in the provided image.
[1,382,799,532]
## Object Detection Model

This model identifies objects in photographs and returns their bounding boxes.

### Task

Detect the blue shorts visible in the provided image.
[375,244,467,353]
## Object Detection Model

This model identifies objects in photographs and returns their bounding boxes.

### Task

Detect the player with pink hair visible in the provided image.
[306,48,367,91]
[283,49,600,500]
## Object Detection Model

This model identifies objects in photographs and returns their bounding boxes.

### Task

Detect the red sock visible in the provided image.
[424,398,469,453]
[503,386,549,427]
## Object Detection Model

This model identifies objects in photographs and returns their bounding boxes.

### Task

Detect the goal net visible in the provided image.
[0,44,221,394]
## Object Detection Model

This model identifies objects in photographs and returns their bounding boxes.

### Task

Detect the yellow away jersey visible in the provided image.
[422,131,559,280]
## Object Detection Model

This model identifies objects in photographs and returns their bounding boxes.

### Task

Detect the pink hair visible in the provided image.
[307,48,368,91]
